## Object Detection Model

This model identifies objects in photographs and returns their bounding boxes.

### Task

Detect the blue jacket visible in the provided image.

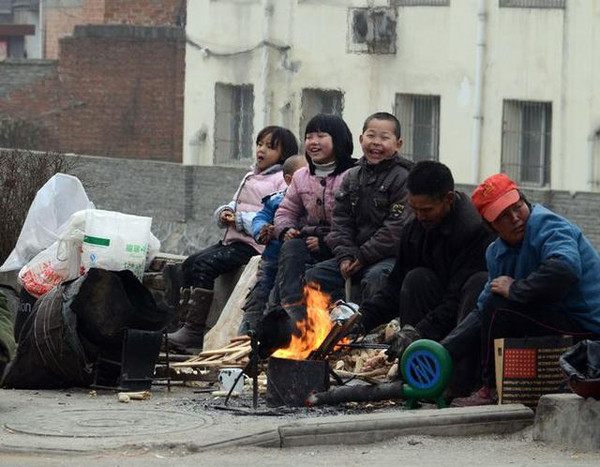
[477,204,600,333]
[252,190,285,261]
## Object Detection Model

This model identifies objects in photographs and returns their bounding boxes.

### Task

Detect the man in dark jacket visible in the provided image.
[305,112,413,303]
[359,161,495,373]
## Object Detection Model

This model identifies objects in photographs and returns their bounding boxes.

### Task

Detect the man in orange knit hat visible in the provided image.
[443,173,600,406]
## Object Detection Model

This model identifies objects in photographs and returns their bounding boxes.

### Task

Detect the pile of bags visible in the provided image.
[0,173,168,389]
[0,173,160,298]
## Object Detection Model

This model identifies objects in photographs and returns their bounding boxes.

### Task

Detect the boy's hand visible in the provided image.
[490,275,514,298]
[340,258,363,279]
[257,224,274,244]
[283,228,300,241]
[220,210,235,226]
[305,236,320,252]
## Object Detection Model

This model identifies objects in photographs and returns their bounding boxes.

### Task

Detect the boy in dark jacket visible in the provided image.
[359,162,495,394]
[305,112,413,303]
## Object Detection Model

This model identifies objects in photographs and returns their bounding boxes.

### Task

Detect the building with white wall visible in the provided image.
[184,0,600,192]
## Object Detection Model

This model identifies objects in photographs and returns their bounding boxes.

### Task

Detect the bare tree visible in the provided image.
[0,150,83,264]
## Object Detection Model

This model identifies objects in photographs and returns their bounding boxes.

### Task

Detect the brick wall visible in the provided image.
[104,0,186,26]
[42,0,184,59]
[57,25,184,161]
[0,25,185,162]
[44,0,106,59]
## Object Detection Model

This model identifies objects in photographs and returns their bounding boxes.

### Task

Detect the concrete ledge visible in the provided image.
[276,404,533,448]
[533,393,600,451]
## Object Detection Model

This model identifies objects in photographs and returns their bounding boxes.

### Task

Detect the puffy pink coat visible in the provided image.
[214,164,286,253]
[274,166,348,238]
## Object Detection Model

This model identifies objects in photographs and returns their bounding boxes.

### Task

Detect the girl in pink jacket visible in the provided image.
[165,126,298,353]
[260,114,355,352]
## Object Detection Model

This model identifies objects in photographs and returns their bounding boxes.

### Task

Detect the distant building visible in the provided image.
[184,0,600,192]
[0,0,40,59]
[0,0,186,162]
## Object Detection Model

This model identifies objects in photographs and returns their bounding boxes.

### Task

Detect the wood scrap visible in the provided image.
[306,381,405,406]
[172,337,251,369]
[203,256,260,350]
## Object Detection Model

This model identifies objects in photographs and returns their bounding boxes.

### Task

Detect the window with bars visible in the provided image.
[394,94,440,162]
[499,0,565,9]
[501,100,552,186]
[299,88,344,143]
[214,83,254,166]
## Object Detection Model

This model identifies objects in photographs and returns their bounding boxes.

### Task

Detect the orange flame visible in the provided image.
[272,284,333,360]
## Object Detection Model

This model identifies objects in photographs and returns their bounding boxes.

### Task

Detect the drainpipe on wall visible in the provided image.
[259,0,273,129]
[39,0,45,59]
[471,0,487,183]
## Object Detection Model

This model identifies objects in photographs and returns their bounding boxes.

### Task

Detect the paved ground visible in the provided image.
[0,385,597,465]
[2,430,600,466]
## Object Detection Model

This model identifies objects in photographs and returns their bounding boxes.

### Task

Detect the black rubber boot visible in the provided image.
[162,263,184,308]
[167,287,214,354]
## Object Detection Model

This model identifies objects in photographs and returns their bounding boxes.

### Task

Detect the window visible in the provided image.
[299,89,344,143]
[395,94,440,162]
[214,83,254,165]
[501,100,552,186]
[347,7,396,54]
[499,0,565,8]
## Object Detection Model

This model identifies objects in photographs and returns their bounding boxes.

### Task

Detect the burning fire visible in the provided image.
[272,284,334,360]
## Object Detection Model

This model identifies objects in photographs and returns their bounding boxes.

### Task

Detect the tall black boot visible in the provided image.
[162,263,184,308]
[167,287,214,354]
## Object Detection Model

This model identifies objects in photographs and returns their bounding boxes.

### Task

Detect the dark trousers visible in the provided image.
[267,238,332,310]
[239,258,278,334]
[399,267,488,396]
[181,241,256,290]
[304,257,395,304]
[443,296,595,387]
[399,267,488,335]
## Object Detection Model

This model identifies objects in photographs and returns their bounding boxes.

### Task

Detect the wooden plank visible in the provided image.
[203,256,261,350]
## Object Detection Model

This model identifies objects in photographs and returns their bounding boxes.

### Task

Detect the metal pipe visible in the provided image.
[471,0,487,183]
[259,0,273,129]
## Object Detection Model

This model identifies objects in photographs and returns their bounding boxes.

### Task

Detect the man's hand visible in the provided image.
[283,228,300,241]
[257,224,274,244]
[340,258,363,279]
[490,275,515,299]
[385,325,421,362]
[219,210,235,226]
[305,236,320,252]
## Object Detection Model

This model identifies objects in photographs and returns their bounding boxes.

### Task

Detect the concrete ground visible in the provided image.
[2,430,600,466]
[0,385,598,465]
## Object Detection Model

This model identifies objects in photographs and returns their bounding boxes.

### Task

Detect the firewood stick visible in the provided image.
[222,348,251,362]
[230,336,251,343]
[306,381,405,406]
[310,323,343,360]
[316,322,349,359]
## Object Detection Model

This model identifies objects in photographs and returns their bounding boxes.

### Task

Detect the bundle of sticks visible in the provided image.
[308,312,361,361]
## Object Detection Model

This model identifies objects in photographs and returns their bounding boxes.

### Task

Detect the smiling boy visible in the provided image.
[304,112,413,304]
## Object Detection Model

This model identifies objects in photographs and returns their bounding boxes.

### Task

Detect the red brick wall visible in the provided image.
[104,0,185,26]
[56,30,184,161]
[43,0,185,59]
[0,27,184,162]
[44,0,106,59]
[0,66,62,150]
